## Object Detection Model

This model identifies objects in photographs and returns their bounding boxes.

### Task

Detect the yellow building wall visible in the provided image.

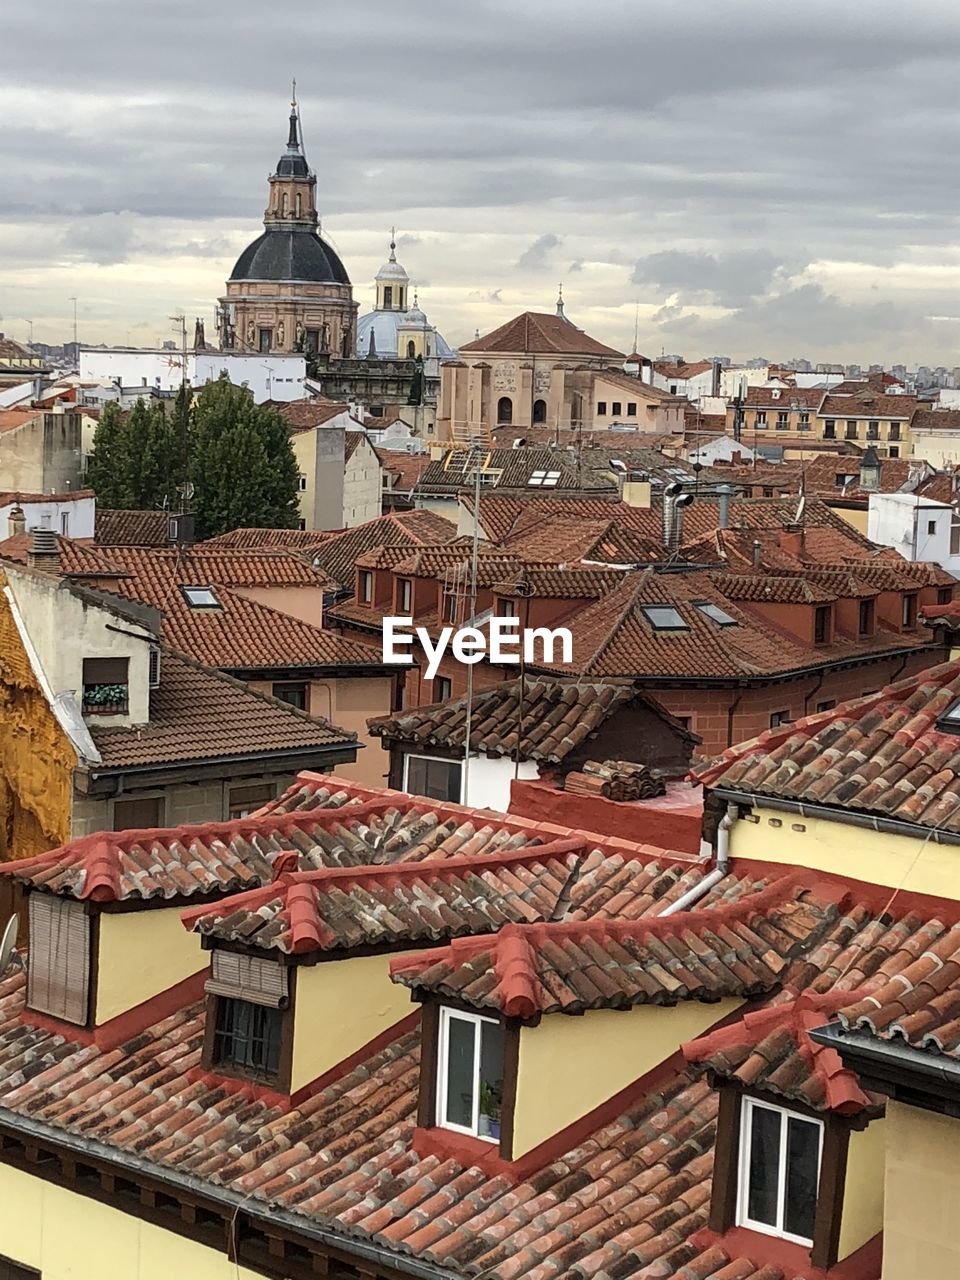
[291,426,319,528]
[512,998,743,1158]
[291,949,418,1094]
[826,503,869,534]
[881,1101,960,1280]
[0,1163,268,1279]
[0,576,74,861]
[729,803,960,901]
[96,908,205,1025]
[837,1117,885,1259]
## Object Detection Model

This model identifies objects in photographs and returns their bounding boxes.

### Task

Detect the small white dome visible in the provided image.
[375,233,409,284]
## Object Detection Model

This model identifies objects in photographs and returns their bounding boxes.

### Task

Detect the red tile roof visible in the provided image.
[819,393,917,420]
[199,526,335,551]
[653,360,714,381]
[274,398,352,432]
[95,509,170,546]
[697,658,960,833]
[311,510,458,588]
[0,533,127,578]
[911,407,960,433]
[389,877,841,1017]
[684,990,876,1114]
[738,387,823,410]
[459,312,624,359]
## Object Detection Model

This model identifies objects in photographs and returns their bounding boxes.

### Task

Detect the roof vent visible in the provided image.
[27,526,59,572]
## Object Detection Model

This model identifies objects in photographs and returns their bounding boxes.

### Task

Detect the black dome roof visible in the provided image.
[229,228,351,285]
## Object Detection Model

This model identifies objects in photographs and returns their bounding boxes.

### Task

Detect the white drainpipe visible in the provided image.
[658,801,737,916]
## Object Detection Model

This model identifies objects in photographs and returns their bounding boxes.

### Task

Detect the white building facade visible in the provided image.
[867,492,960,579]
[78,349,307,404]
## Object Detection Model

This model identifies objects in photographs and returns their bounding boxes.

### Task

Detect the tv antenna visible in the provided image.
[0,915,22,976]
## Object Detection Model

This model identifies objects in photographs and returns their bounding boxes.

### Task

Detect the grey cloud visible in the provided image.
[632,250,809,309]
[516,234,560,271]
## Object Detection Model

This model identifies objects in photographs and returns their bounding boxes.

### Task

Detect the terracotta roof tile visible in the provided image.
[0,533,127,578]
[311,511,458,588]
[460,312,624,359]
[95,509,171,546]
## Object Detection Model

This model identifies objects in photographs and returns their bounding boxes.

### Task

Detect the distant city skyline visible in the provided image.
[2,0,960,363]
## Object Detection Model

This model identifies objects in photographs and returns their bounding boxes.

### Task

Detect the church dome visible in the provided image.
[375,232,409,284]
[229,229,351,285]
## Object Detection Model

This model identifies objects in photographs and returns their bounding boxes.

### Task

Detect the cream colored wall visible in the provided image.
[838,1117,885,1260]
[291,950,418,1093]
[96,907,205,1024]
[912,432,960,469]
[728,803,960,901]
[512,998,743,1158]
[328,675,394,787]
[882,1101,960,1279]
[343,437,382,527]
[230,584,325,628]
[291,428,318,528]
[0,1164,268,1280]
[826,503,869,535]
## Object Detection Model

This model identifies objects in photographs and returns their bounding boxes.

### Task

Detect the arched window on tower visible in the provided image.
[295,193,302,217]
[407,340,416,359]
[281,193,288,216]
[497,397,513,425]
[533,398,547,423]
[398,289,405,309]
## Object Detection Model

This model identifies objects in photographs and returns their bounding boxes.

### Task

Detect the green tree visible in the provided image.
[125,400,178,510]
[85,402,135,507]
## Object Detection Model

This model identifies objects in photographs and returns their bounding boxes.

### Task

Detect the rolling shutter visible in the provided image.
[205,951,288,1008]
[26,893,91,1025]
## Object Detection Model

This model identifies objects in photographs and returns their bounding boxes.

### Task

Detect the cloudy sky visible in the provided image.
[3,0,960,365]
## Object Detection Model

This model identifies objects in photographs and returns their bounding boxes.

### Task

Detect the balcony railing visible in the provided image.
[82,683,129,716]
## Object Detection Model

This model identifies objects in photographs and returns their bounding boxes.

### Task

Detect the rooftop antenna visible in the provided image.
[633,302,639,355]
[556,282,565,318]
[461,459,483,805]
[0,915,21,976]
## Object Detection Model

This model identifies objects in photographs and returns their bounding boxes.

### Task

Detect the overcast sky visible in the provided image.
[3,0,960,364]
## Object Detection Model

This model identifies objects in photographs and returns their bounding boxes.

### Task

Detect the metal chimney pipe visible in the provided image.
[717,484,733,529]
[662,481,682,550]
[672,492,694,553]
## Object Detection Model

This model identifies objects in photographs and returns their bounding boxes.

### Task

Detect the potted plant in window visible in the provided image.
[81,682,128,716]
[478,1080,502,1141]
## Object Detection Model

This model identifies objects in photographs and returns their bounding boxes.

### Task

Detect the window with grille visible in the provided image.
[207,952,288,1079]
[26,894,91,1026]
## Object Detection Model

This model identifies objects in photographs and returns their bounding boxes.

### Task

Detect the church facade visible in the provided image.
[217,97,358,359]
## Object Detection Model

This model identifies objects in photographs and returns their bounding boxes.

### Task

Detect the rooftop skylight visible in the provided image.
[640,605,688,631]
[181,586,220,609]
[695,601,738,627]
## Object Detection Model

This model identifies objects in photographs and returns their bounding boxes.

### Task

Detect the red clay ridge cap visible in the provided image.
[286,881,333,952]
[83,837,123,902]
[493,926,543,1018]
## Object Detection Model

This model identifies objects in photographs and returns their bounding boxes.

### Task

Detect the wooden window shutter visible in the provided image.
[26,894,90,1025]
[82,656,129,684]
[205,951,288,1007]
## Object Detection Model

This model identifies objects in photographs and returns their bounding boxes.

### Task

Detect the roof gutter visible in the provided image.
[0,1108,458,1280]
[710,785,960,848]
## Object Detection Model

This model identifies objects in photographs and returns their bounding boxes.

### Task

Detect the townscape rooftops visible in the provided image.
[198,526,335,552]
[819,392,917,419]
[414,448,619,498]
[273,398,352,431]
[459,310,625,358]
[697,657,960,833]
[95,509,171,546]
[0,532,128,578]
[310,510,458,587]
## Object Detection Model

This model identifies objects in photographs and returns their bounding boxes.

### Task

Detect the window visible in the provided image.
[81,656,129,716]
[611,401,622,415]
[939,587,953,605]
[113,795,163,829]
[298,518,307,530]
[738,1098,822,1245]
[858,599,874,635]
[445,593,458,623]
[640,605,688,631]
[889,423,900,441]
[437,1007,504,1141]
[845,420,858,439]
[889,445,900,457]
[298,472,308,491]
[404,754,462,802]
[436,676,453,701]
[776,412,789,430]
[359,570,373,603]
[273,681,308,710]
[823,419,836,439]
[181,586,220,608]
[148,646,160,688]
[60,511,70,535]
[533,398,547,423]
[228,782,276,818]
[951,514,960,556]
[27,893,90,1026]
[398,578,412,612]
[499,598,516,617]
[497,396,513,424]
[927,519,938,536]
[627,402,637,415]
[528,469,561,487]
[0,1255,41,1280]
[258,328,272,353]
[867,420,879,440]
[816,699,836,713]
[674,714,693,731]
[769,710,791,729]
[694,601,737,627]
[814,606,830,644]
[383,285,393,308]
[799,412,810,428]
[207,952,287,1079]
[597,401,607,415]
[902,594,917,629]
[669,384,678,394]
[755,412,767,427]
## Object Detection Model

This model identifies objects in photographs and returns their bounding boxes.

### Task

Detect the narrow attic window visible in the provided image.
[640,605,689,631]
[206,952,289,1082]
[437,1007,505,1142]
[694,601,738,627]
[181,586,220,608]
[27,894,91,1026]
[528,470,561,487]
[738,1098,823,1245]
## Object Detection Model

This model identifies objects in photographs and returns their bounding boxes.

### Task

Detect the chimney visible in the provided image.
[8,506,25,537]
[859,445,881,493]
[662,481,682,550]
[752,538,762,569]
[27,527,60,572]
[671,492,694,552]
[778,523,804,558]
[716,484,734,529]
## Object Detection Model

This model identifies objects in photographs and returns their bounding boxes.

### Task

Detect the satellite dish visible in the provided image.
[0,915,19,976]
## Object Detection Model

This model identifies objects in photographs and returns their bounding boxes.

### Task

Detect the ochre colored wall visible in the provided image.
[838,1117,885,1260]
[329,675,394,787]
[96,907,205,1025]
[882,1101,960,1279]
[826,503,869,534]
[0,575,74,861]
[728,803,960,900]
[291,950,418,1093]
[231,584,325,629]
[512,999,743,1158]
[0,1163,268,1279]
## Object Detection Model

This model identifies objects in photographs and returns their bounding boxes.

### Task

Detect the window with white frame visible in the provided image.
[738,1098,822,1245]
[404,754,462,802]
[437,1006,505,1142]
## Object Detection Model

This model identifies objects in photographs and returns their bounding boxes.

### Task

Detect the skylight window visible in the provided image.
[641,605,689,631]
[937,697,960,734]
[181,586,220,608]
[695,601,738,627]
[529,469,561,487]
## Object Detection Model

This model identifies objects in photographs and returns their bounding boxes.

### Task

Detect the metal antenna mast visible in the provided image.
[461,460,482,804]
